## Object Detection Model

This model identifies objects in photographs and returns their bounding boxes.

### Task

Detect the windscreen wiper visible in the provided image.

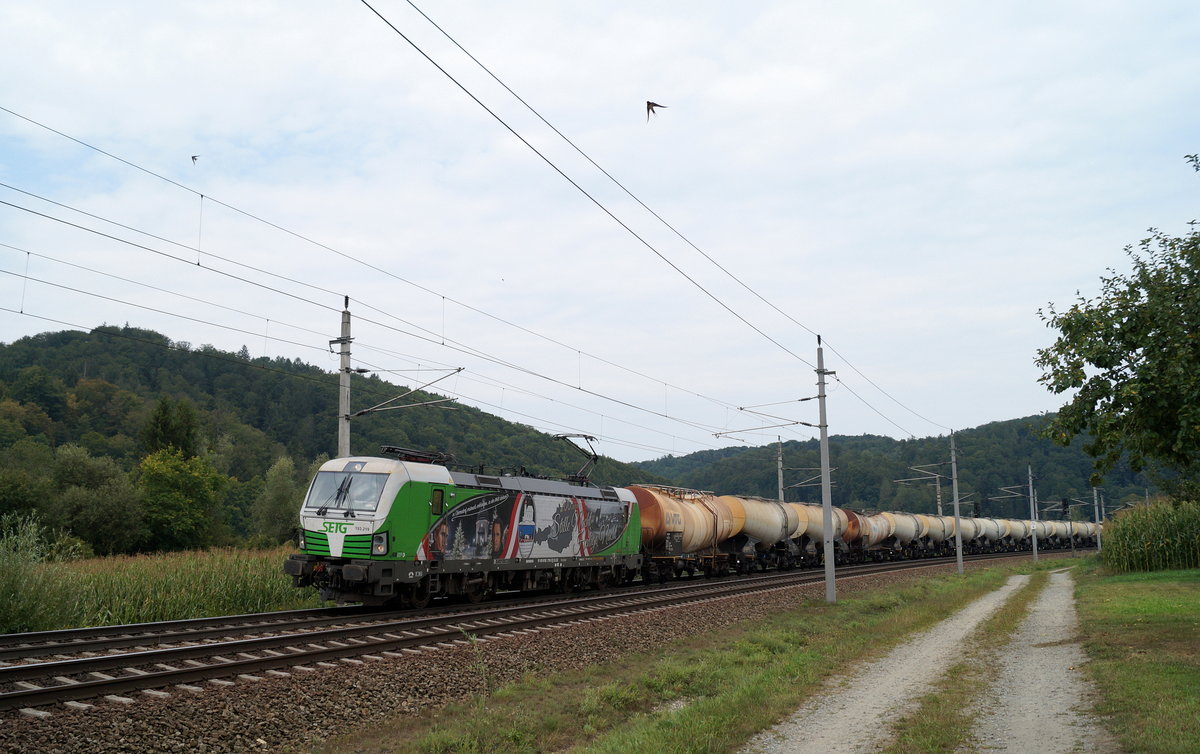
[317,475,353,517]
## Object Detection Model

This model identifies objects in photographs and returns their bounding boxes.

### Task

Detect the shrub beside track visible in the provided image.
[1100,501,1200,573]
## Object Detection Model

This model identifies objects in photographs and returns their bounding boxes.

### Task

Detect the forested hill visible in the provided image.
[0,325,1146,555]
[634,420,1151,519]
[0,325,660,486]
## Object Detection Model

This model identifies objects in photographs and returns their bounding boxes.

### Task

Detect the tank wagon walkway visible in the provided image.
[742,570,1116,754]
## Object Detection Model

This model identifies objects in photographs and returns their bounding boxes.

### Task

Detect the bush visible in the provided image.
[1100,501,1200,573]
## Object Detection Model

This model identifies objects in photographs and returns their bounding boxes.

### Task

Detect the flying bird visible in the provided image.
[646,101,667,122]
[191,155,199,165]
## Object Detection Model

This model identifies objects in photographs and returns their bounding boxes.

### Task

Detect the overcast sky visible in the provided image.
[1,1,1197,463]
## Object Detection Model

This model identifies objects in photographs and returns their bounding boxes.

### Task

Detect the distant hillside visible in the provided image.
[0,325,1146,528]
[0,325,662,488]
[633,419,1151,519]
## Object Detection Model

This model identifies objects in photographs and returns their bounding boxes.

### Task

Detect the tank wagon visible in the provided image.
[285,447,1101,605]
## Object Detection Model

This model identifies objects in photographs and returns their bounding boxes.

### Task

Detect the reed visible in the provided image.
[0,533,321,633]
[0,514,73,633]
[1100,501,1200,573]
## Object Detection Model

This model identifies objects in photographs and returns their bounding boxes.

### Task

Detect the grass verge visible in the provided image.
[316,558,1076,754]
[877,570,1049,754]
[1075,561,1200,753]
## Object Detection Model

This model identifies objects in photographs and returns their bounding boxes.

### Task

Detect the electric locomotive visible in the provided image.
[284,446,643,606]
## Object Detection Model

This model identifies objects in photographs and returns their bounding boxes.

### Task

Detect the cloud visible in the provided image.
[1,0,1198,462]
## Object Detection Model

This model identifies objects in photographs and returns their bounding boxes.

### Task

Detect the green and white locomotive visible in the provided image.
[284,446,643,606]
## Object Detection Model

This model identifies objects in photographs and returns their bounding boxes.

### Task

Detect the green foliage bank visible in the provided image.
[1100,501,1200,573]
[0,325,660,557]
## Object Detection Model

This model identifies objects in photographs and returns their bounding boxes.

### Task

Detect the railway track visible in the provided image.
[0,551,1043,717]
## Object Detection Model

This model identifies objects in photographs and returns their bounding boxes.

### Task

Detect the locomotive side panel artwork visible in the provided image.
[416,491,628,561]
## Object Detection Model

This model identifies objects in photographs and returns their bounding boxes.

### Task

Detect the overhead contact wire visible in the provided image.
[356,0,815,370]
[401,0,948,435]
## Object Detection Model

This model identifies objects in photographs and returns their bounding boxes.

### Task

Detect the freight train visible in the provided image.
[284,446,1100,606]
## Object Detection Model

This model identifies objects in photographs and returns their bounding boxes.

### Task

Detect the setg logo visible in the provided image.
[321,521,351,534]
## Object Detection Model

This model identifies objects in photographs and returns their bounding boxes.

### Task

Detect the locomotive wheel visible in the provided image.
[463,578,488,604]
[409,578,433,609]
[556,571,574,593]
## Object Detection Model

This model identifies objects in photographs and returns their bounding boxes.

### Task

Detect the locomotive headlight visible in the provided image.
[297,531,306,549]
[372,532,388,556]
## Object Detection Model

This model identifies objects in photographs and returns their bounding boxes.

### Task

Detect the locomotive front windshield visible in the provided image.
[304,471,389,513]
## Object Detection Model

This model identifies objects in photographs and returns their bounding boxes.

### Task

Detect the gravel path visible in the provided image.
[741,575,1031,754]
[970,569,1118,753]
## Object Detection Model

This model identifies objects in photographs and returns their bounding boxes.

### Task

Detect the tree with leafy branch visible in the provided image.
[1036,156,1200,496]
[141,396,199,458]
[250,455,299,545]
[136,448,228,551]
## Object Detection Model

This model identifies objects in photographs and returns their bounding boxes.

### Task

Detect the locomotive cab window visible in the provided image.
[304,471,388,513]
[431,489,444,515]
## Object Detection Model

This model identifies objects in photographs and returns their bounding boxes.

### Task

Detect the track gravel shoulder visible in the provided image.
[970,569,1118,753]
[742,575,1031,754]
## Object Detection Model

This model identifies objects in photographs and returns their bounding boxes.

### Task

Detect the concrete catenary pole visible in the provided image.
[817,336,837,603]
[777,436,785,504]
[1027,464,1039,563]
[950,431,964,575]
[336,299,352,458]
[1093,486,1103,552]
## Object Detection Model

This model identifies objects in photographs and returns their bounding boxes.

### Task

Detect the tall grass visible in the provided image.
[0,514,72,633]
[0,520,322,633]
[1100,501,1200,573]
[58,546,323,627]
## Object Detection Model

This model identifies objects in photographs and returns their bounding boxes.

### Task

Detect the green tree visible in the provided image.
[39,445,145,554]
[48,479,145,555]
[251,455,300,544]
[70,378,141,438]
[10,366,70,423]
[1036,222,1200,494]
[53,444,123,490]
[0,399,53,446]
[136,448,227,551]
[141,396,199,457]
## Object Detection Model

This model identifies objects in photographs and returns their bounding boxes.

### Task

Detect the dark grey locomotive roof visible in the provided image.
[448,470,620,500]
